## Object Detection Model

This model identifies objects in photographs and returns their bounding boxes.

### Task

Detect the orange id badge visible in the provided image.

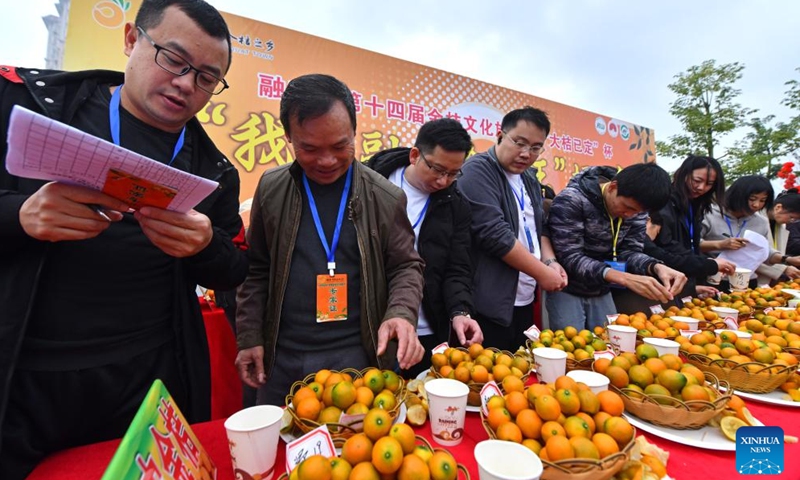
[316,274,348,322]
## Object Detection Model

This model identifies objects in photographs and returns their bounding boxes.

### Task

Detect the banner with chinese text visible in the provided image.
[65,0,656,218]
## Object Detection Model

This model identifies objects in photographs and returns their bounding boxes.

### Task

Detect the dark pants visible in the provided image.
[0,343,186,480]
[476,302,534,353]
[400,333,441,380]
[256,344,370,406]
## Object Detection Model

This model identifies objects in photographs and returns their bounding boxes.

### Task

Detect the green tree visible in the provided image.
[723,115,798,182]
[656,60,755,161]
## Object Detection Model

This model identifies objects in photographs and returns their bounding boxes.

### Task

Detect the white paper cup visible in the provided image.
[224,405,284,480]
[714,329,753,340]
[643,337,680,356]
[710,306,739,317]
[425,378,469,446]
[531,347,568,384]
[566,370,610,394]
[606,324,637,352]
[728,267,752,290]
[669,315,700,330]
[474,439,544,480]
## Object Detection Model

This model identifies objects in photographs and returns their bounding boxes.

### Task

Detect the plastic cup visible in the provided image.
[566,370,610,394]
[224,405,284,480]
[669,315,700,330]
[474,439,544,480]
[728,267,752,290]
[531,347,568,384]
[606,324,637,352]
[425,378,469,446]
[643,337,680,356]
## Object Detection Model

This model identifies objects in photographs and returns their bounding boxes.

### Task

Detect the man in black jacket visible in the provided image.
[367,118,482,378]
[0,1,247,478]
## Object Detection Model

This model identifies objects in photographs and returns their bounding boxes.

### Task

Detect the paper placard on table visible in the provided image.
[649,304,665,315]
[5,105,218,213]
[480,381,503,416]
[606,314,619,325]
[681,296,693,304]
[431,342,449,355]
[524,324,541,341]
[724,316,740,330]
[101,379,215,480]
[594,349,616,361]
[680,329,701,338]
[285,425,336,473]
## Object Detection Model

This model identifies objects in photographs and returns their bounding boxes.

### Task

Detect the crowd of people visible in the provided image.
[2,0,800,478]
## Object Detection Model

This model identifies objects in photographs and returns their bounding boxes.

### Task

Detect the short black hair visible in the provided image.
[280,74,357,138]
[135,0,232,72]
[414,118,472,158]
[648,209,664,226]
[724,175,774,214]
[776,189,800,213]
[500,106,551,137]
[672,155,725,217]
[542,184,556,200]
[614,162,672,211]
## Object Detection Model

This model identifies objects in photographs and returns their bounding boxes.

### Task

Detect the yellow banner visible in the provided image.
[65,0,656,212]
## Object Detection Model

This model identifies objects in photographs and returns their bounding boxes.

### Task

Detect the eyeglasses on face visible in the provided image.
[137,26,229,95]
[502,131,545,155]
[418,150,462,180]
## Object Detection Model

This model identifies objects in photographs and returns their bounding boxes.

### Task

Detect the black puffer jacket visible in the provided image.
[367,147,473,342]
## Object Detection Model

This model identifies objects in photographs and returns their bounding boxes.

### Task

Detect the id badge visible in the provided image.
[316,274,348,322]
[605,260,627,289]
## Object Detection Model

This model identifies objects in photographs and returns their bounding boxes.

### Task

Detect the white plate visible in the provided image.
[734,389,800,408]
[415,370,482,413]
[279,402,407,447]
[780,288,800,298]
[623,413,762,451]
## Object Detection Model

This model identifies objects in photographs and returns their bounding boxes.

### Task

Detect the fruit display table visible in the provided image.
[26,399,799,479]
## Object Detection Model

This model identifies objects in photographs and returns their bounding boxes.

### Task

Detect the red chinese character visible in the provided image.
[446,111,461,122]
[548,133,562,150]
[407,103,425,124]
[479,118,494,136]
[364,95,385,118]
[159,399,200,466]
[562,135,573,152]
[603,143,614,159]
[573,137,584,153]
[151,425,181,476]
[256,73,285,99]
[583,139,597,156]
[495,121,503,135]
[463,115,478,133]
[136,454,164,480]
[351,90,363,114]
[386,100,406,120]
[427,108,443,121]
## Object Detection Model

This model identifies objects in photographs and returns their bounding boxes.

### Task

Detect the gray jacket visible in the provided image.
[457,147,546,326]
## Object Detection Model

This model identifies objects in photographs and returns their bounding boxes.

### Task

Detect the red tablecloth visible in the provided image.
[200,299,242,421]
[27,399,800,479]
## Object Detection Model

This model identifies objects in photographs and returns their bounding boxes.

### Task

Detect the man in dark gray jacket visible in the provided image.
[458,107,567,352]
[546,164,687,331]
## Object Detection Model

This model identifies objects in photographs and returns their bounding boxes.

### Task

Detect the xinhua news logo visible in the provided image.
[736,426,784,475]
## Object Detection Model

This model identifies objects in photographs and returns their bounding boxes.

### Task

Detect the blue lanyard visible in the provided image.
[724,215,748,238]
[510,180,535,253]
[303,163,353,276]
[684,204,696,254]
[109,85,186,166]
[400,167,431,229]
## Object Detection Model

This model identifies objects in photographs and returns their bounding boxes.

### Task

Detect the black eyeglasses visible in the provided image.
[502,130,545,155]
[419,150,462,180]
[137,26,229,95]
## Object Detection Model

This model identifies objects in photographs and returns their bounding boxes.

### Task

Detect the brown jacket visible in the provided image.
[236,160,424,376]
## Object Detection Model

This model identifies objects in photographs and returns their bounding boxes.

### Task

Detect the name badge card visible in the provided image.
[316,274,347,322]
[286,425,336,473]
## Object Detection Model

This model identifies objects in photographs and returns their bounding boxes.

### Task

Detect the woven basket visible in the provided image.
[276,435,470,480]
[284,367,405,447]
[612,372,731,430]
[481,413,634,480]
[524,339,598,373]
[684,353,798,394]
[431,347,531,406]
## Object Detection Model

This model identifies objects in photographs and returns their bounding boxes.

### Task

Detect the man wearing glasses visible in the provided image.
[0,1,246,478]
[457,107,567,352]
[367,118,484,377]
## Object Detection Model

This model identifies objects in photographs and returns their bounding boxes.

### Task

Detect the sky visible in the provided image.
[1,0,799,173]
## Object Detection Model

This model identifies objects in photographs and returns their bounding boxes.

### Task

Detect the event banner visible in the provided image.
[65,0,656,213]
[101,379,216,480]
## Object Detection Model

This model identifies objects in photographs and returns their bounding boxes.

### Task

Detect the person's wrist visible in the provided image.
[450,311,470,322]
[543,257,558,266]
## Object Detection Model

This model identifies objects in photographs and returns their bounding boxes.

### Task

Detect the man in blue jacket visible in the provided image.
[546,163,686,331]
[457,107,567,352]
[368,118,483,377]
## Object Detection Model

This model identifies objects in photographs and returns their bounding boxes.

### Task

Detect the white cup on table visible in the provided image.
[224,405,284,480]
[531,347,567,384]
[425,378,469,446]
[474,439,543,480]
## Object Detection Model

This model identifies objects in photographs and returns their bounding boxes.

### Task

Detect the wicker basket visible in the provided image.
[524,339,599,373]
[481,413,634,480]
[431,347,531,406]
[276,435,470,480]
[684,353,798,394]
[612,372,731,430]
[284,367,405,446]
